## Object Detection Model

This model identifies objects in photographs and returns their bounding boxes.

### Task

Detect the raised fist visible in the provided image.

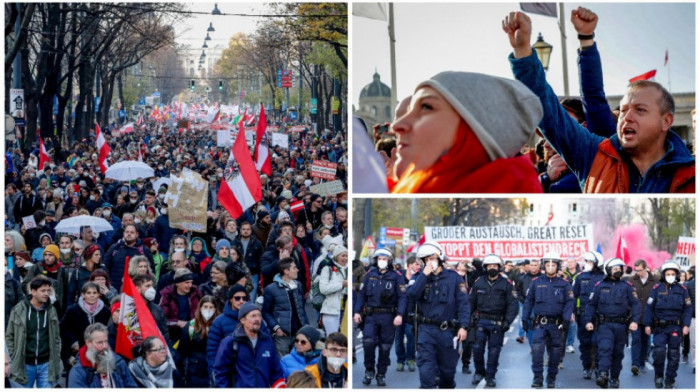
[570,7,598,35]
[502,11,532,57]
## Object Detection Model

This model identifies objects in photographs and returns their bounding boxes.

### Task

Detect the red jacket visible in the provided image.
[159,285,202,326]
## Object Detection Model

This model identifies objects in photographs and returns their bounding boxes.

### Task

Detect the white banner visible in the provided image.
[217,130,232,147]
[424,224,594,260]
[310,180,345,196]
[674,236,695,270]
[271,133,289,149]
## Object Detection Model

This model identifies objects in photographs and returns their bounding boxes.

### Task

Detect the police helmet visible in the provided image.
[541,251,562,269]
[604,258,625,277]
[660,261,681,282]
[582,251,605,270]
[373,248,394,267]
[482,254,503,271]
[416,241,447,263]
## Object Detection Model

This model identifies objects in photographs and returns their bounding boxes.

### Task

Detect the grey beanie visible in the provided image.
[239,302,261,319]
[416,72,543,160]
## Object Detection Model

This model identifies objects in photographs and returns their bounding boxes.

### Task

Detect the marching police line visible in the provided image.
[354,242,693,389]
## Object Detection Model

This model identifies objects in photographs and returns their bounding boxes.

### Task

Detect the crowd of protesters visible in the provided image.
[4,110,349,388]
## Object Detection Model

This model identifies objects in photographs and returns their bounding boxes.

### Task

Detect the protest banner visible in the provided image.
[164,168,208,232]
[216,130,232,147]
[290,125,306,133]
[271,133,289,149]
[424,224,594,260]
[674,236,695,270]
[22,215,37,230]
[311,160,337,180]
[310,179,345,196]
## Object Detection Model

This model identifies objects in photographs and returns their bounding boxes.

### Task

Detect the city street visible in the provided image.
[352,317,695,389]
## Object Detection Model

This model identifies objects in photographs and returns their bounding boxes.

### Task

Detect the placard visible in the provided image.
[164,168,208,232]
[22,215,37,230]
[217,130,232,147]
[674,236,695,270]
[271,133,289,149]
[310,180,345,196]
[311,160,337,180]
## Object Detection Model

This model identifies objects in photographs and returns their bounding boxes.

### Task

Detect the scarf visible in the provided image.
[43,260,63,273]
[78,297,105,324]
[391,121,543,193]
[129,356,174,388]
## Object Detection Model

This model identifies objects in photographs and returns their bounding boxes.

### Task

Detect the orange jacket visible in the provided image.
[305,361,348,388]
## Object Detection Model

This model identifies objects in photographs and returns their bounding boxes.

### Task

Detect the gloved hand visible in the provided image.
[501,323,511,333]
[561,320,571,331]
[522,320,530,333]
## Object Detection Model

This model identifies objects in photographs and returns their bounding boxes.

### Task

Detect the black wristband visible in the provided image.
[578,33,595,40]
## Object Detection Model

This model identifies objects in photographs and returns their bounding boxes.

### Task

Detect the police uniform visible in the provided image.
[584,278,641,387]
[353,266,407,381]
[407,268,470,388]
[522,275,574,386]
[644,281,693,387]
[573,269,606,374]
[469,274,519,384]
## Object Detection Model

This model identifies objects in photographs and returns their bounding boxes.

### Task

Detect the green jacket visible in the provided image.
[6,297,62,385]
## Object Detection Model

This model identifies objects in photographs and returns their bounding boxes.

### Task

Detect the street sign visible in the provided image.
[288,111,298,121]
[10,89,24,118]
[331,96,340,114]
[378,239,396,248]
[138,96,146,105]
[53,95,58,115]
[310,98,318,114]
[402,228,411,246]
[385,227,405,240]
[153,91,161,97]
[15,119,26,127]
[119,110,126,118]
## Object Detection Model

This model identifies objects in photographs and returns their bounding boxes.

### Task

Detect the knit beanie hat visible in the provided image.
[333,245,348,259]
[216,239,231,253]
[415,71,542,161]
[296,325,321,348]
[173,268,194,283]
[227,284,247,300]
[239,302,260,319]
[142,237,157,248]
[43,244,60,259]
[257,209,270,221]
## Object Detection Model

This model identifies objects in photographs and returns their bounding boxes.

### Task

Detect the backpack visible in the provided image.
[310,263,334,311]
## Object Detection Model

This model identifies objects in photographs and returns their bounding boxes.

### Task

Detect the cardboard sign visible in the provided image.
[310,180,345,196]
[311,160,337,180]
[22,215,37,230]
[424,224,594,260]
[164,168,208,232]
[674,236,695,270]
[271,133,289,149]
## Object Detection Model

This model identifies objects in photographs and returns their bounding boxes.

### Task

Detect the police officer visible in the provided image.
[584,258,641,389]
[407,241,470,389]
[644,261,692,389]
[353,248,407,386]
[469,254,519,387]
[522,252,574,388]
[573,251,606,379]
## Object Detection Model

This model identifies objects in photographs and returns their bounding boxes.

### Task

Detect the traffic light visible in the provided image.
[190,80,195,91]
[218,80,223,90]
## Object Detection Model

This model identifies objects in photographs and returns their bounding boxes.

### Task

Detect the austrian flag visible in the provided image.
[38,136,49,171]
[254,103,271,175]
[95,123,110,174]
[218,120,262,219]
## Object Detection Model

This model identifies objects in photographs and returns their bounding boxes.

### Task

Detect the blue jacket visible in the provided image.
[68,346,138,388]
[262,274,308,335]
[407,269,470,327]
[103,238,153,292]
[212,325,285,388]
[233,235,264,275]
[206,302,240,374]
[573,269,605,315]
[355,267,408,317]
[583,278,641,325]
[510,49,694,193]
[280,347,321,380]
[522,275,574,321]
[644,282,693,327]
[577,43,616,138]
[150,214,179,254]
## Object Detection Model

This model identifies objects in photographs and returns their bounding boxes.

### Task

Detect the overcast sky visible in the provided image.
[173,3,266,50]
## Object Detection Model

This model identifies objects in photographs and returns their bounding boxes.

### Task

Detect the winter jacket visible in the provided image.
[68,345,138,388]
[59,301,111,350]
[150,214,180,254]
[510,47,695,193]
[13,193,42,224]
[177,320,211,388]
[306,356,348,388]
[260,244,311,293]
[206,302,240,374]
[103,238,153,291]
[262,274,309,335]
[233,236,264,275]
[280,347,321,380]
[159,284,202,327]
[67,265,108,307]
[319,262,347,316]
[23,262,69,317]
[6,297,62,386]
[212,326,285,388]
[626,272,659,323]
[5,273,22,329]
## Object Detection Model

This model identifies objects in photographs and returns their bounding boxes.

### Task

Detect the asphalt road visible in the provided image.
[352,316,695,389]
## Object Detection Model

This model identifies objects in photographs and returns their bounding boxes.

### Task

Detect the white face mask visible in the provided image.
[377,259,388,270]
[431,260,438,271]
[327,356,346,371]
[144,287,156,301]
[174,247,186,253]
[60,248,71,254]
[49,293,57,304]
[90,195,96,201]
[160,208,167,215]
[134,218,141,224]
[665,275,676,284]
[201,309,215,321]
[102,210,111,218]
[583,263,593,272]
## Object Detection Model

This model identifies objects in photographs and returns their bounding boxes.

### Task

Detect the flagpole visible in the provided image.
[388,3,397,116]
[558,3,570,97]
[667,49,671,93]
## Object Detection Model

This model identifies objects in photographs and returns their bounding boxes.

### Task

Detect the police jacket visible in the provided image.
[583,278,641,325]
[644,282,693,327]
[522,275,574,321]
[469,275,519,326]
[407,268,470,328]
[517,272,543,303]
[573,269,605,315]
[353,267,407,317]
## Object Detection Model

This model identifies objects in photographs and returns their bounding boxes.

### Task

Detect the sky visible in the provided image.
[172,3,266,50]
[352,2,695,107]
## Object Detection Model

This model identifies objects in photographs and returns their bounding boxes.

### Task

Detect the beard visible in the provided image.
[86,346,117,375]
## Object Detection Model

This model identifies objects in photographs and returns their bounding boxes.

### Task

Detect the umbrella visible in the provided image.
[152,176,172,192]
[105,160,154,181]
[54,216,114,235]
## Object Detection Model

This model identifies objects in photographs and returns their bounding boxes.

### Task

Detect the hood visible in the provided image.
[78,345,95,368]
[223,301,240,318]
[273,273,296,288]
[610,130,695,167]
[189,237,210,257]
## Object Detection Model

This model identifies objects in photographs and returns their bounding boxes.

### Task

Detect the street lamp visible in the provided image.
[205,33,212,41]
[532,32,553,71]
[207,23,215,32]
[212,3,222,15]
[202,41,208,49]
[201,50,206,58]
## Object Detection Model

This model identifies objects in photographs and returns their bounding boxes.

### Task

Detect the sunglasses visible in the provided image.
[233,295,248,301]
[294,339,309,345]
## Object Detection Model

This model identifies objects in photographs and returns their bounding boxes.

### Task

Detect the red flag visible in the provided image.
[95,123,110,174]
[38,136,49,171]
[254,104,272,175]
[629,69,656,83]
[116,257,166,360]
[407,233,425,253]
[664,50,668,66]
[615,232,630,265]
[218,120,263,219]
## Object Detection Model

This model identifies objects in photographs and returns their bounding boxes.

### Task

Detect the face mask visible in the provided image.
[201,309,215,321]
[130,198,138,204]
[665,275,676,284]
[160,208,167,215]
[144,287,156,302]
[93,232,100,239]
[39,220,46,226]
[377,259,388,270]
[431,260,439,271]
[90,195,96,201]
[60,248,71,254]
[137,184,143,190]
[102,210,111,218]
[217,173,223,178]
[134,218,142,224]
[327,356,346,371]
[49,294,57,304]
[158,195,165,201]
[284,205,290,211]
[583,263,593,272]
[174,247,185,253]
[612,270,623,280]
[324,224,334,229]
[158,166,164,170]
[487,269,499,278]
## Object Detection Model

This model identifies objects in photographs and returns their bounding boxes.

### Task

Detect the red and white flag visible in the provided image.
[664,49,668,66]
[120,122,135,134]
[615,232,630,265]
[407,233,426,253]
[38,136,49,171]
[254,104,272,175]
[136,113,144,126]
[290,199,304,217]
[206,107,220,124]
[629,69,656,83]
[116,257,167,360]
[95,123,110,174]
[218,120,262,219]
